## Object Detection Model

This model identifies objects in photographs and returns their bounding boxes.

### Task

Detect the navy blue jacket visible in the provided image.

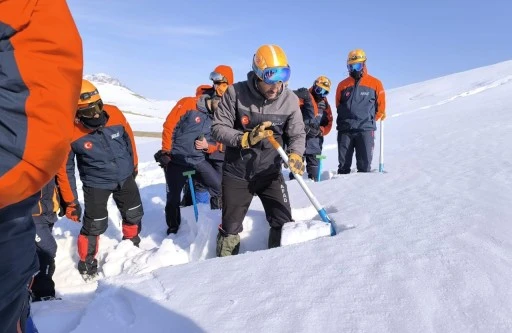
[57,105,138,204]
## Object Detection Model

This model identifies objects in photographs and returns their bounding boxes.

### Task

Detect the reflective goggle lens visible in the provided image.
[209,71,228,83]
[77,100,103,118]
[313,85,329,97]
[258,66,291,84]
[348,62,364,72]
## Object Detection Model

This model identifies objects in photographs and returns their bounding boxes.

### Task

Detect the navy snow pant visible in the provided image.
[31,215,58,300]
[165,160,221,234]
[0,195,38,333]
[337,130,375,174]
[79,175,143,266]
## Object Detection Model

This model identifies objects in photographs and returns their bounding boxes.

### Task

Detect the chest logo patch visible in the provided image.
[84,141,93,150]
[241,116,250,125]
[111,132,120,139]
[195,116,201,123]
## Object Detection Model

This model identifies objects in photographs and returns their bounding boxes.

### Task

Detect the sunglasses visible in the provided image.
[209,71,228,83]
[255,66,291,85]
[77,100,103,118]
[347,62,364,72]
[313,85,329,97]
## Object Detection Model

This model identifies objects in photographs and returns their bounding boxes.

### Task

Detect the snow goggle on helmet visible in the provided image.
[253,66,291,85]
[77,99,104,118]
[209,71,228,84]
[347,62,364,72]
[313,85,329,97]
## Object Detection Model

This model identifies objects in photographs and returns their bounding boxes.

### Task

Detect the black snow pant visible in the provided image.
[79,175,143,270]
[0,195,38,333]
[165,160,221,234]
[181,158,224,208]
[31,215,58,300]
[337,130,375,174]
[219,172,292,252]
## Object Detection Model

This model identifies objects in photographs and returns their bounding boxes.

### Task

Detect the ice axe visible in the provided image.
[267,136,336,236]
[182,170,198,222]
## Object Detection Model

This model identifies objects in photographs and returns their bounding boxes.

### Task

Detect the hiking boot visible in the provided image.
[78,259,98,281]
[216,226,240,257]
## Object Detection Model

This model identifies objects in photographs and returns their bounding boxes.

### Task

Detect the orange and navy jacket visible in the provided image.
[56,104,138,204]
[162,94,216,167]
[32,178,60,223]
[335,66,385,132]
[295,89,333,155]
[0,0,83,208]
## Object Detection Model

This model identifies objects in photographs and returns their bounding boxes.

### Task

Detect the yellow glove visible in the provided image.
[241,121,273,149]
[287,153,305,176]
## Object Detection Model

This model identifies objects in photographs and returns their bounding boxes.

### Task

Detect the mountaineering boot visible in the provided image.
[268,227,282,248]
[78,259,98,282]
[216,226,240,257]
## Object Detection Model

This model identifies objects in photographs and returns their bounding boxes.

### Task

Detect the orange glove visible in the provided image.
[287,153,305,176]
[65,202,82,222]
[376,112,386,121]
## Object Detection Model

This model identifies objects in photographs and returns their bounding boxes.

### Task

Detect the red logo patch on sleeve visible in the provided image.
[84,141,93,150]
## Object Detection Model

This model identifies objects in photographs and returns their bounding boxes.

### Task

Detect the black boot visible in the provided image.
[210,196,222,210]
[31,253,56,301]
[268,227,282,248]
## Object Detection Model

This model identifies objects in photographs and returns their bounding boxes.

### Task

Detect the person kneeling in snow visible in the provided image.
[56,79,143,280]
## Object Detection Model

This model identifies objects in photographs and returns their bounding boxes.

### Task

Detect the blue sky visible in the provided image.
[68,0,512,102]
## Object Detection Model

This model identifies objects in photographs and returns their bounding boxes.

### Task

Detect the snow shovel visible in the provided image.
[267,136,336,236]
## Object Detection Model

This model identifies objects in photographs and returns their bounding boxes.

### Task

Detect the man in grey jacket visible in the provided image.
[211,44,306,256]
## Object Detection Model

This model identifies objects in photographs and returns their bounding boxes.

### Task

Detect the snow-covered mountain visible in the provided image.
[85,73,176,132]
[32,60,512,333]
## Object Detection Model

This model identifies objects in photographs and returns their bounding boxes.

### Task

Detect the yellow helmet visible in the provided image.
[314,76,331,92]
[78,79,101,107]
[347,49,367,65]
[252,44,291,84]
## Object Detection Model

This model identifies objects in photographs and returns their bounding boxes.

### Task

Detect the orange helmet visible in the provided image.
[78,79,101,107]
[77,79,103,118]
[314,76,331,92]
[210,65,234,85]
[252,44,291,84]
[347,49,367,65]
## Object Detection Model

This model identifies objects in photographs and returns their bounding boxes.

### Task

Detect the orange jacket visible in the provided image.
[0,0,83,208]
[297,90,333,136]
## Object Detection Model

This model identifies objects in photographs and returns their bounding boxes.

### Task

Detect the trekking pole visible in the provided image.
[315,155,326,182]
[379,121,384,173]
[182,170,198,222]
[267,136,336,236]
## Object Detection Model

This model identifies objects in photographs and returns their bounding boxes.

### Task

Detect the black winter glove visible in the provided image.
[154,150,171,168]
[295,88,311,101]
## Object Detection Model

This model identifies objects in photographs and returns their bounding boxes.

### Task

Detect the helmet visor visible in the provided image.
[209,71,228,83]
[313,85,329,97]
[347,62,364,72]
[257,66,291,85]
[77,100,103,118]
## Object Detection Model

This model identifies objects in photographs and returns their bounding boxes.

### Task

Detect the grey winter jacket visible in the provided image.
[212,71,306,180]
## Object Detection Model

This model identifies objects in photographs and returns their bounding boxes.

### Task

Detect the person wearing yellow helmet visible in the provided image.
[211,44,306,255]
[291,76,334,181]
[56,79,144,280]
[335,49,386,174]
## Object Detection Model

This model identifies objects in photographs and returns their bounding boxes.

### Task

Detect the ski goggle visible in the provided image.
[79,89,100,102]
[255,66,291,85]
[209,71,228,84]
[313,85,329,97]
[77,100,103,118]
[347,62,364,72]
